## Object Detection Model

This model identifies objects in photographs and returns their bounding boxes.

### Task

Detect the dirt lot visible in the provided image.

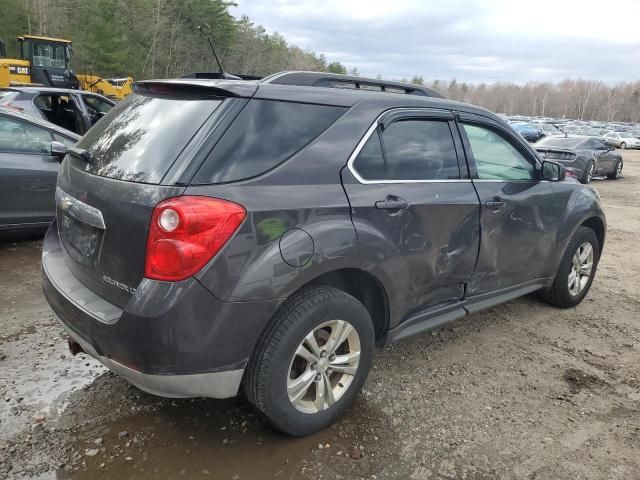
[0,151,639,480]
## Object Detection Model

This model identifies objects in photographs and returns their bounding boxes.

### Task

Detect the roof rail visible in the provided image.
[261,71,444,98]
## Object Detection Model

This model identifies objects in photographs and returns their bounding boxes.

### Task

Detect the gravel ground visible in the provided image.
[0,151,638,480]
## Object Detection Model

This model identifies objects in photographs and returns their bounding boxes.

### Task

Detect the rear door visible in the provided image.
[457,113,560,297]
[342,108,480,317]
[0,114,58,228]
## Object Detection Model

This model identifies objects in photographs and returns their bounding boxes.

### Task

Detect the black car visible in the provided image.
[0,86,115,135]
[534,136,623,183]
[42,72,606,436]
[0,107,79,231]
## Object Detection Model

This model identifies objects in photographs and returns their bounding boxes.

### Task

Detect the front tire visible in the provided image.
[244,285,374,436]
[542,226,600,308]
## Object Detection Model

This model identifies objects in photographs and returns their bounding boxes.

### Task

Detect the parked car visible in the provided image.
[0,108,79,231]
[42,73,606,436]
[603,131,640,150]
[536,122,564,137]
[534,136,622,183]
[0,86,115,135]
[510,122,545,142]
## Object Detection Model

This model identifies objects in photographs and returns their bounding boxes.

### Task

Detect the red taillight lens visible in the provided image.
[145,196,246,282]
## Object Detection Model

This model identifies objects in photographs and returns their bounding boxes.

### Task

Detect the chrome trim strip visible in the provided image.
[346,109,471,185]
[55,187,106,230]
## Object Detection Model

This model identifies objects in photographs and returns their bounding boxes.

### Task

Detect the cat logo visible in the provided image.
[9,66,30,76]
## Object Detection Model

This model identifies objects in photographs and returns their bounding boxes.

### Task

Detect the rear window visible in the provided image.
[78,93,223,183]
[193,99,346,184]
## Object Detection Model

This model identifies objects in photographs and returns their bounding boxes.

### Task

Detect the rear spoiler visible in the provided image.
[181,72,263,81]
[134,79,258,98]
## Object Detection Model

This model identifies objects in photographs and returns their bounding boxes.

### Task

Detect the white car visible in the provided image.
[604,132,640,149]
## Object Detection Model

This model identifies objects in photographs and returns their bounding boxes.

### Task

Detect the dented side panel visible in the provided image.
[468,180,560,295]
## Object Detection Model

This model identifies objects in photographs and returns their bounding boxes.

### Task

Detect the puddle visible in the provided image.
[563,368,605,394]
[46,395,387,480]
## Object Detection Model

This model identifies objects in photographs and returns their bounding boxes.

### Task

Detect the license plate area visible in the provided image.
[60,213,102,267]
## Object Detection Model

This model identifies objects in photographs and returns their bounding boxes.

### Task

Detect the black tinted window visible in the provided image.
[352,132,386,180]
[382,120,460,180]
[195,99,345,184]
[79,93,223,183]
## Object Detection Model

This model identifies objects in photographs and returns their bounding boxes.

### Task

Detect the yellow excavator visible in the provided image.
[0,35,132,100]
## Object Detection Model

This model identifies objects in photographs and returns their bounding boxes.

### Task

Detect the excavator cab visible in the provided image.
[16,35,79,89]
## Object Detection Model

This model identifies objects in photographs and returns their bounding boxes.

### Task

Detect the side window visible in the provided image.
[53,133,76,148]
[382,120,460,180]
[195,99,346,184]
[352,132,387,180]
[0,116,53,154]
[462,124,536,181]
[83,95,113,114]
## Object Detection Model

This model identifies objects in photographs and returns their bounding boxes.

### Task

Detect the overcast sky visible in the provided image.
[232,0,640,85]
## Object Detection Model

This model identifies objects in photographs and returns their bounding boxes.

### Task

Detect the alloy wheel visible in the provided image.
[587,163,594,182]
[287,320,361,414]
[568,242,594,296]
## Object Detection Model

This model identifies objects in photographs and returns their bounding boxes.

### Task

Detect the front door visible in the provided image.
[456,113,561,297]
[342,109,480,320]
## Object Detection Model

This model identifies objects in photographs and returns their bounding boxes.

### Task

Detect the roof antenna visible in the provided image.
[197,25,237,79]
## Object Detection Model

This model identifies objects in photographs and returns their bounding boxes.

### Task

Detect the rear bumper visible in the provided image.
[42,223,280,399]
[65,328,244,398]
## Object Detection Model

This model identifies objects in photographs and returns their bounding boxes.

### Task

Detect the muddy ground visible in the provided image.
[0,151,639,480]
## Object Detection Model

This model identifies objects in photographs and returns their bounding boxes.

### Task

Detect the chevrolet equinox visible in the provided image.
[42,72,606,436]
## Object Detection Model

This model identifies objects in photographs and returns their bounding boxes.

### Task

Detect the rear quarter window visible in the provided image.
[193,99,346,184]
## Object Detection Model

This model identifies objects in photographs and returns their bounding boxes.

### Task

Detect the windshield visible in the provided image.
[536,137,584,149]
[32,42,69,69]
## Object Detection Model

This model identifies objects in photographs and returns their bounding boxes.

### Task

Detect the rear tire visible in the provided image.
[607,160,623,180]
[244,285,374,436]
[620,142,627,150]
[541,226,600,308]
[581,161,594,184]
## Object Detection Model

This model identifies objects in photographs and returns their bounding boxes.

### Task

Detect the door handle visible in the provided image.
[484,200,506,211]
[375,196,409,211]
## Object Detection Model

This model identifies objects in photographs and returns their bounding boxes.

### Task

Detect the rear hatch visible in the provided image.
[55,82,252,307]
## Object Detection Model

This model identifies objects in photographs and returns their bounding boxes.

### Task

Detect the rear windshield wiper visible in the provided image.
[66,147,92,163]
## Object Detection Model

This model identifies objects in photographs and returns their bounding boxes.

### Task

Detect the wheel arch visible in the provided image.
[581,215,606,252]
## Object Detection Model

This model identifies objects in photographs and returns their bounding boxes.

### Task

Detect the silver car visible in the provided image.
[604,131,640,149]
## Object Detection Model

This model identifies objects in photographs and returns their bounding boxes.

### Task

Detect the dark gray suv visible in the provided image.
[42,72,606,436]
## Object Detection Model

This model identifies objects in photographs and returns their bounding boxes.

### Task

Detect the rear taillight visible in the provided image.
[565,168,578,178]
[145,196,246,282]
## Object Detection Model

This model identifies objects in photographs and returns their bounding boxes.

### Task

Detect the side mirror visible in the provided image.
[50,141,67,161]
[541,160,566,182]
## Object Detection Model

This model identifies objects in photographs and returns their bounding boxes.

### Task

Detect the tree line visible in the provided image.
[1,1,637,123]
[412,77,640,123]
[1,0,348,80]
